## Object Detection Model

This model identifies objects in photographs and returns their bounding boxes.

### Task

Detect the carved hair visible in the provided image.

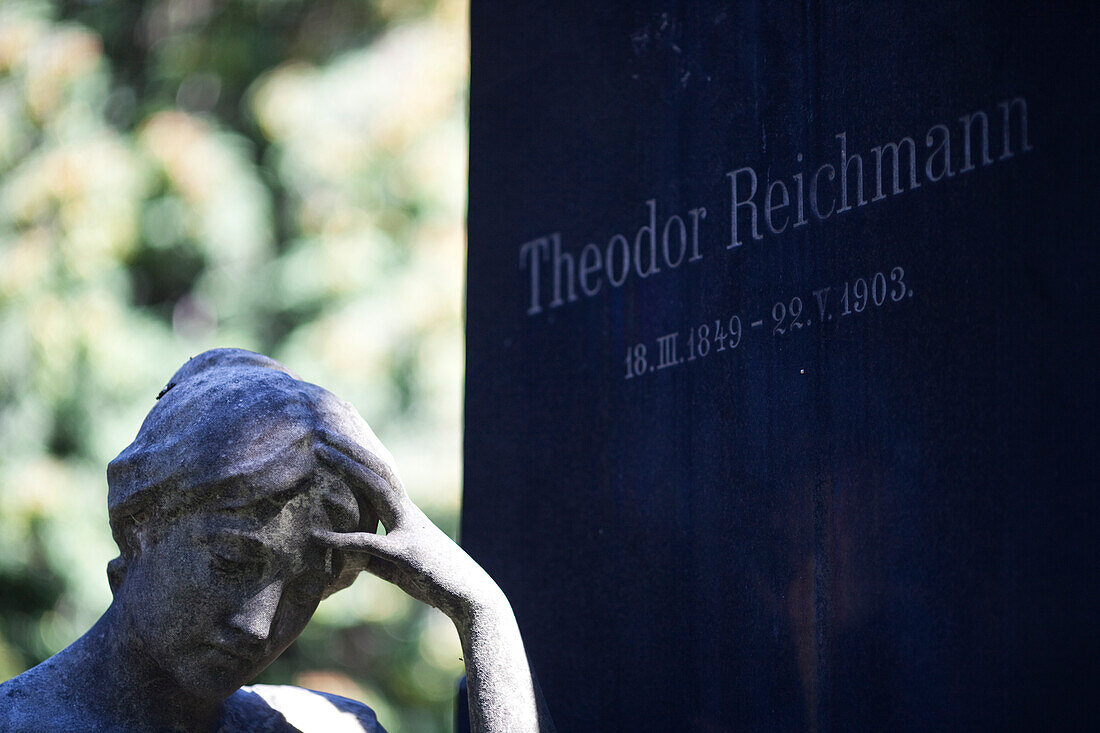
[105,348,384,595]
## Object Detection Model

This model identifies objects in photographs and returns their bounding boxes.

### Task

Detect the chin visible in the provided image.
[184,676,244,702]
[169,648,267,701]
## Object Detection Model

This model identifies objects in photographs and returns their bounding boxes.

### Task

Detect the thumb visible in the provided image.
[313,529,404,565]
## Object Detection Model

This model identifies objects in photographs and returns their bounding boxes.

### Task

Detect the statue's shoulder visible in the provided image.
[0,661,89,733]
[219,684,387,733]
[0,671,34,732]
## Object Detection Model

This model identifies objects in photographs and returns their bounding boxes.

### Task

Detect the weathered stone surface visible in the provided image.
[0,348,553,732]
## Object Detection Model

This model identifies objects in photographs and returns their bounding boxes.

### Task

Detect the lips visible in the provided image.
[204,641,262,666]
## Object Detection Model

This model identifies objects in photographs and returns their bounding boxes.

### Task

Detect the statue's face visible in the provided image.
[116,469,359,700]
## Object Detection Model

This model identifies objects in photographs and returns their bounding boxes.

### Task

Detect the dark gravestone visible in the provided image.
[462,2,1097,731]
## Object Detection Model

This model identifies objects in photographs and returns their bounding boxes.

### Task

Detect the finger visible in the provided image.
[362,556,404,587]
[314,428,404,493]
[314,443,403,528]
[313,529,404,565]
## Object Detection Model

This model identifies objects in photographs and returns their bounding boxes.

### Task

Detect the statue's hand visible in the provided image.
[311,430,505,621]
[311,430,556,733]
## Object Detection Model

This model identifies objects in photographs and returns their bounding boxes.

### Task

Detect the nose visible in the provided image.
[228,579,283,642]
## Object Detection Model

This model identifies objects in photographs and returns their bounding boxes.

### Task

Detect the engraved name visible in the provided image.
[517,97,1032,317]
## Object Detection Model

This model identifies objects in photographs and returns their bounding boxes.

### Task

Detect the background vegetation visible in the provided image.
[0,0,469,729]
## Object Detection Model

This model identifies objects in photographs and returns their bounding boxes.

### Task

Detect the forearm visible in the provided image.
[309,443,555,732]
[453,591,555,733]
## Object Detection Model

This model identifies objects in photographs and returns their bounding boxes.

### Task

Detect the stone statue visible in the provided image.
[0,349,554,732]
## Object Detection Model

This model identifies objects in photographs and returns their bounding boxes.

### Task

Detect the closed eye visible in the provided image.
[205,532,270,577]
[209,548,265,577]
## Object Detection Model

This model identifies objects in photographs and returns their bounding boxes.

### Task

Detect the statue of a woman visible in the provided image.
[0,348,553,732]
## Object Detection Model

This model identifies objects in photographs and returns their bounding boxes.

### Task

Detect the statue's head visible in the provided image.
[105,348,387,699]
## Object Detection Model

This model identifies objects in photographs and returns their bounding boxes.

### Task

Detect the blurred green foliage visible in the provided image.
[0,0,468,729]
